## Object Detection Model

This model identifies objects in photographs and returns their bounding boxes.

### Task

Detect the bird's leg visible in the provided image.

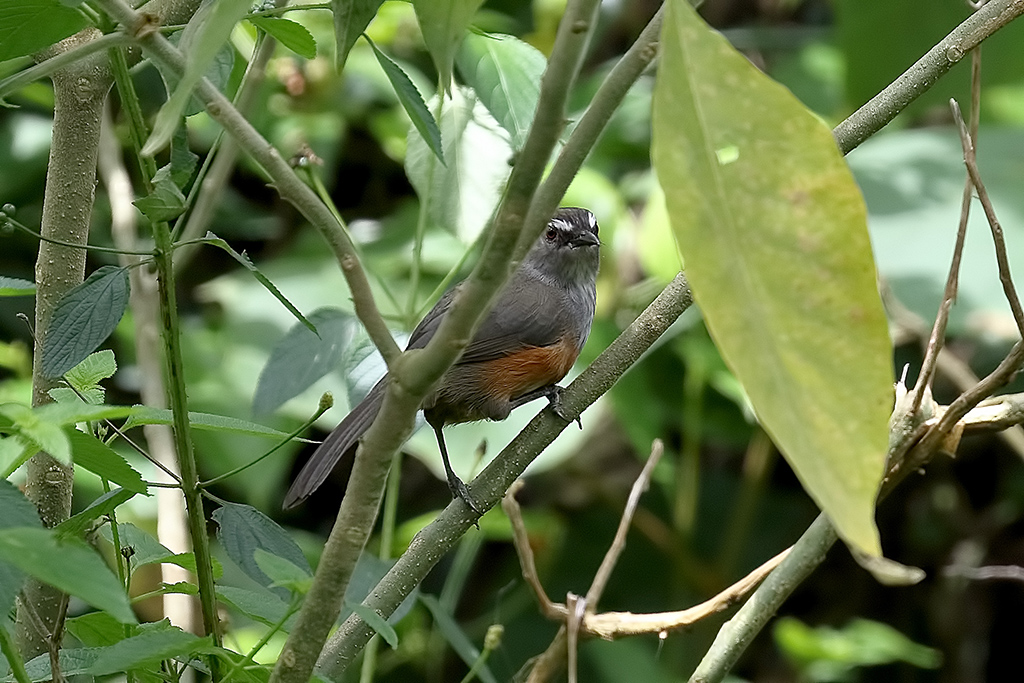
[510,385,582,428]
[432,424,485,516]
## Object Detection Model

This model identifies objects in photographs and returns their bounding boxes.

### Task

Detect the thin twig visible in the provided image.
[585,440,665,608]
[566,593,585,683]
[886,291,1024,460]
[524,628,567,683]
[951,99,1024,337]
[584,547,790,639]
[501,482,562,620]
[910,49,982,415]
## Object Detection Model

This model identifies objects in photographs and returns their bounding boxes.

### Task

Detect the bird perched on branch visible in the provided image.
[283,207,601,513]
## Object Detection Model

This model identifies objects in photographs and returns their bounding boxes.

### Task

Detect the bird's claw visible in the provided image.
[547,386,582,429]
[447,474,485,518]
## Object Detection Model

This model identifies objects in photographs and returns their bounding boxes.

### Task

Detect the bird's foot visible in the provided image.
[447,473,485,517]
[546,386,582,429]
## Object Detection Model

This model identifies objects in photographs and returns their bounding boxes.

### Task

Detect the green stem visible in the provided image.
[109,45,157,188]
[109,20,223,661]
[152,223,224,659]
[6,219,154,256]
[0,32,128,101]
[407,92,445,327]
[247,2,331,18]
[0,626,31,683]
[221,598,300,683]
[200,400,331,488]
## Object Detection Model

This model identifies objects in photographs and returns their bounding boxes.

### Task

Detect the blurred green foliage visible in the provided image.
[1,0,1024,681]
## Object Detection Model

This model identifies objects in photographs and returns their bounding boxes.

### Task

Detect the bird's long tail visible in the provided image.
[282,377,387,509]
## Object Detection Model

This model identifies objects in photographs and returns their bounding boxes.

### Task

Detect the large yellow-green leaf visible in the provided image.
[651,0,893,555]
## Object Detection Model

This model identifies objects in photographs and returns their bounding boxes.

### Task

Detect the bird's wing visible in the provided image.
[406,277,568,363]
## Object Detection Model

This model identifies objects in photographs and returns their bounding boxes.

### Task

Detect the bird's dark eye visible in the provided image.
[545,227,558,242]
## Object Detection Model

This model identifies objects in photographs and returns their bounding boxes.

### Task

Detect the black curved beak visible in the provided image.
[569,231,600,248]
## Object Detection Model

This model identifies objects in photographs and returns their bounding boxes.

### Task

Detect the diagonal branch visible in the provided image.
[95,0,401,366]
[585,440,665,608]
[833,0,1024,154]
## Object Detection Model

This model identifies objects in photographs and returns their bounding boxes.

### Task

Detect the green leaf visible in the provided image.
[98,523,222,578]
[65,349,117,394]
[456,32,546,151]
[0,481,40,616]
[331,0,385,69]
[122,406,294,439]
[346,601,398,648]
[253,548,312,595]
[774,617,942,676]
[22,648,99,681]
[216,585,292,627]
[48,386,104,406]
[65,611,127,647]
[249,16,316,59]
[196,233,317,335]
[170,123,199,188]
[88,627,208,675]
[652,0,892,555]
[420,594,496,683]
[367,36,444,164]
[142,0,251,155]
[133,167,187,222]
[0,402,71,464]
[0,275,35,296]
[0,0,89,61]
[0,527,136,623]
[253,307,354,415]
[212,503,311,599]
[412,0,484,93]
[0,435,30,479]
[405,86,512,244]
[67,430,147,494]
[30,401,134,426]
[40,266,130,379]
[55,487,136,537]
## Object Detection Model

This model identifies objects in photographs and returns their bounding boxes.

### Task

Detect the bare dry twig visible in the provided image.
[585,439,665,608]
[504,440,792,683]
[951,99,1024,338]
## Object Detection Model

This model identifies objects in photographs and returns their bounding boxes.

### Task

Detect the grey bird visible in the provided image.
[283,207,601,512]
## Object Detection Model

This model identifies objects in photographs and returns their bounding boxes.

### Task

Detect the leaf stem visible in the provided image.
[200,399,332,488]
[5,218,155,257]
[0,626,31,683]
